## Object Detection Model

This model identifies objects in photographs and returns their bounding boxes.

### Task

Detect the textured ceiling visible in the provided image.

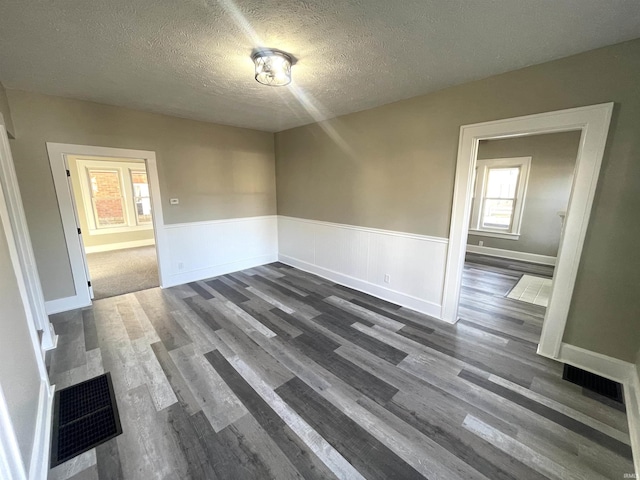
[1,1,639,132]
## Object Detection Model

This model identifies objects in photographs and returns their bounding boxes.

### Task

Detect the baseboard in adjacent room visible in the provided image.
[466,244,556,266]
[84,239,155,254]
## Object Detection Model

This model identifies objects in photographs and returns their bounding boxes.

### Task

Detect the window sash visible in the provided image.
[481,198,516,230]
[86,168,128,229]
[76,159,153,235]
[130,170,153,226]
[469,157,531,237]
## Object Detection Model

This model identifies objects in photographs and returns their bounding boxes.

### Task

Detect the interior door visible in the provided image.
[63,155,94,299]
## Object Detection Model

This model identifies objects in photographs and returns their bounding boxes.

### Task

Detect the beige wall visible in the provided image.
[275,38,640,362]
[0,82,15,138]
[66,155,155,249]
[468,132,580,257]
[7,90,276,300]
[0,215,41,468]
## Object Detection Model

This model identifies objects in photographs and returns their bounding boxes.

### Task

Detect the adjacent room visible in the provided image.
[67,154,159,300]
[463,131,580,312]
[0,1,639,479]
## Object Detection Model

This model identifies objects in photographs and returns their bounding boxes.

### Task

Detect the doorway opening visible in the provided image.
[67,155,158,299]
[47,143,166,312]
[441,103,613,362]
[460,131,581,345]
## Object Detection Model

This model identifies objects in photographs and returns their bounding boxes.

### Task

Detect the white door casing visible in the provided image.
[0,114,54,480]
[0,113,56,352]
[441,103,614,360]
[46,143,166,313]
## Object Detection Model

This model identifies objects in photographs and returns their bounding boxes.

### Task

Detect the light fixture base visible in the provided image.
[252,49,293,87]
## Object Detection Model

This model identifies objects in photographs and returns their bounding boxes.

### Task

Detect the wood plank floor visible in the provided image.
[47,256,634,479]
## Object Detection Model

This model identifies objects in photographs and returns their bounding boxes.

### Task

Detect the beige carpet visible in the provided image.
[86,245,159,299]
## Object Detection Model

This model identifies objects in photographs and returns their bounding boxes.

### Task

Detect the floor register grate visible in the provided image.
[50,372,122,467]
[562,364,624,404]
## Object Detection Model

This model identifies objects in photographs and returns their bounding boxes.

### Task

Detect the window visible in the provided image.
[131,171,152,225]
[76,159,153,235]
[469,157,530,239]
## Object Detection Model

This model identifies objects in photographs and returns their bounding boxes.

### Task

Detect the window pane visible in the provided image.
[131,171,152,224]
[88,170,126,227]
[485,167,519,198]
[482,199,514,229]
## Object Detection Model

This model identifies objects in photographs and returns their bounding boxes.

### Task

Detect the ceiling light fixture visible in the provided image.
[252,49,292,86]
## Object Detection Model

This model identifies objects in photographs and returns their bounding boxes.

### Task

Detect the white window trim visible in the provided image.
[75,158,153,235]
[469,156,531,240]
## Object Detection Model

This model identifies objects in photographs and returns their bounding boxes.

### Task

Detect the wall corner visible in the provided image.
[0,84,15,139]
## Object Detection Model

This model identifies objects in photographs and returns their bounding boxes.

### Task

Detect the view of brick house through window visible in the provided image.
[76,158,154,234]
[132,171,152,225]
[89,169,127,227]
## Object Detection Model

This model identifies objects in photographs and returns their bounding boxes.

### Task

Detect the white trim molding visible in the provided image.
[466,244,556,266]
[442,103,614,359]
[278,216,447,319]
[45,295,91,315]
[84,238,155,254]
[0,115,57,352]
[557,343,632,384]
[27,382,54,480]
[551,343,640,477]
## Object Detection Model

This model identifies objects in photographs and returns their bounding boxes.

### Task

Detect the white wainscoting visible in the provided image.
[278,216,448,319]
[161,215,278,288]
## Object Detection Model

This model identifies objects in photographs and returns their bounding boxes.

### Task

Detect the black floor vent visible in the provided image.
[562,364,624,404]
[51,373,122,467]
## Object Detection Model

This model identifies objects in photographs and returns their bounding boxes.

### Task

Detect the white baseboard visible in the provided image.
[279,254,443,319]
[44,295,91,315]
[466,244,556,266]
[84,238,155,254]
[163,253,278,288]
[549,343,639,477]
[28,381,54,480]
[557,343,632,383]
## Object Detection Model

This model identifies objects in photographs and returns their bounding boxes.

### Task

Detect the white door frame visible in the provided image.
[0,130,54,480]
[46,143,167,313]
[0,114,57,352]
[441,103,614,360]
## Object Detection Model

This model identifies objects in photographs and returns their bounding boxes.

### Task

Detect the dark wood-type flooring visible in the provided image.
[47,255,633,479]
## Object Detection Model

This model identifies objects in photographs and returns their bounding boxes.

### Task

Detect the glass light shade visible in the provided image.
[252,50,292,86]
